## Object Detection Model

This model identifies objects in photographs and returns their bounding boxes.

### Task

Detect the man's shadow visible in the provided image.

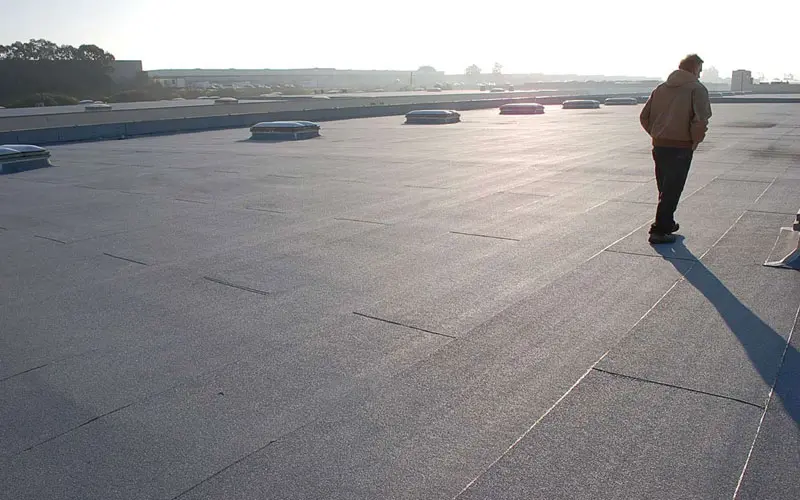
[654,237,799,426]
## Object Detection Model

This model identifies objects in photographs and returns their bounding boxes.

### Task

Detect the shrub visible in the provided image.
[9,93,79,108]
[108,87,175,103]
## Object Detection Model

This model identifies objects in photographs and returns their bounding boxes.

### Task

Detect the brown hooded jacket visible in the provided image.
[640,69,712,149]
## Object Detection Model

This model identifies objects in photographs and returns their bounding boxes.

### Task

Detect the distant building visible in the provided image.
[110,60,144,83]
[731,70,753,92]
[146,68,445,90]
[191,81,214,90]
[153,77,187,88]
[731,69,800,93]
[753,80,800,93]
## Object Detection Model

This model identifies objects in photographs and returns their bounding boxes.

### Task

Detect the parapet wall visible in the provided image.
[2,93,797,146]
[0,96,542,145]
[0,92,541,132]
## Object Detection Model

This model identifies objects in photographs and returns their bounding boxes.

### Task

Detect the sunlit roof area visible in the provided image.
[1,103,798,499]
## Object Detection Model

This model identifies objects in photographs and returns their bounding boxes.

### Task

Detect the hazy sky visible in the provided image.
[1,0,797,79]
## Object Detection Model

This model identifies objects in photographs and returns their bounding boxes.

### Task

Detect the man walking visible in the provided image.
[640,54,712,244]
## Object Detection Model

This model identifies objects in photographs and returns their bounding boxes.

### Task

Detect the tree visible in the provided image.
[465,64,481,76]
[0,39,117,106]
[77,44,115,64]
[492,62,503,76]
[2,39,58,60]
[417,65,437,73]
[0,39,114,65]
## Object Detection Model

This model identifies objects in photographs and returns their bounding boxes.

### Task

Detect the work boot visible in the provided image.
[648,232,677,244]
[650,222,680,234]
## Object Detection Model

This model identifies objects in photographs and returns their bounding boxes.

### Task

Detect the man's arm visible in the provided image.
[639,92,654,134]
[690,86,713,148]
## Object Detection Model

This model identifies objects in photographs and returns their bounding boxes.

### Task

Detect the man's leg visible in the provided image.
[650,148,666,234]
[651,147,692,235]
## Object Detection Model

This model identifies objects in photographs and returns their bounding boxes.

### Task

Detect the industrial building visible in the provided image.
[147,67,445,90]
[731,69,800,93]
[109,60,144,84]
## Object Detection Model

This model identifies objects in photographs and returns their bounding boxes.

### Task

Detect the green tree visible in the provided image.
[76,44,115,64]
[0,39,117,106]
[0,39,114,66]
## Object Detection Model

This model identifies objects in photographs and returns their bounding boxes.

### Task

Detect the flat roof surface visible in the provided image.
[1,104,798,499]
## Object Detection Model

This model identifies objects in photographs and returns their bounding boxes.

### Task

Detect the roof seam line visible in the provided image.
[0,363,49,383]
[732,302,800,498]
[33,235,66,244]
[202,276,270,296]
[171,439,279,499]
[102,253,148,266]
[591,368,765,409]
[352,312,456,339]
[604,248,698,262]
[19,403,134,455]
[449,231,520,242]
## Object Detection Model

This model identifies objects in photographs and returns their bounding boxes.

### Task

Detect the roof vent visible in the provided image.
[405,109,461,124]
[499,103,545,115]
[562,100,601,109]
[250,121,321,140]
[0,144,52,174]
[604,97,639,105]
[85,103,112,111]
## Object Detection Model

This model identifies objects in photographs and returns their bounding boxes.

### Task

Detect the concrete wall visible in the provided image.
[751,83,800,94]
[0,97,536,145]
[0,92,544,131]
[711,97,800,103]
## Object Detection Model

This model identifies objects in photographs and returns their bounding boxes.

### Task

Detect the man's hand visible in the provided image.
[692,143,699,151]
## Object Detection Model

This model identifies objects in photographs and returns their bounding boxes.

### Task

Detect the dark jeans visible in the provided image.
[650,146,693,234]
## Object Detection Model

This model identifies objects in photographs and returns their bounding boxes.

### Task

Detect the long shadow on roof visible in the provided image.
[654,239,799,426]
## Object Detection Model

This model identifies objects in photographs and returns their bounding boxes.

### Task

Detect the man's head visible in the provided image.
[679,54,704,77]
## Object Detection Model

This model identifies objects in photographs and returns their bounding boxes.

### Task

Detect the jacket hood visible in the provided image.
[665,69,698,87]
